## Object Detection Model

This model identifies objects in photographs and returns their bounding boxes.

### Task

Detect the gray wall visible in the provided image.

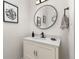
[3,0,30,59]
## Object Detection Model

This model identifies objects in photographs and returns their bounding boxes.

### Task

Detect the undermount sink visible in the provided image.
[24,36,60,47]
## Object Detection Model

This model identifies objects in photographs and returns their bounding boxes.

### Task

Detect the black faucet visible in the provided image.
[41,32,45,38]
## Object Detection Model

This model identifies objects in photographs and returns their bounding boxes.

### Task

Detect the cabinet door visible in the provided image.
[23,41,35,59]
[37,46,56,59]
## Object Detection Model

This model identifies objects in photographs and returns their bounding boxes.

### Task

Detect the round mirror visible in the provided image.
[34,5,58,29]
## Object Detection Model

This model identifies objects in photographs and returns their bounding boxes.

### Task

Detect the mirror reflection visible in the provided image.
[34,5,58,29]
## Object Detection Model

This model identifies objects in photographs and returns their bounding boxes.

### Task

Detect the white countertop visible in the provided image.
[24,37,61,47]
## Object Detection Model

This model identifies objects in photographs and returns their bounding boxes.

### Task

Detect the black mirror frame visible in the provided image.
[34,5,58,30]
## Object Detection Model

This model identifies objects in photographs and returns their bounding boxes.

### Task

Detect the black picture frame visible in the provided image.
[3,1,18,23]
[43,15,46,24]
[37,16,41,27]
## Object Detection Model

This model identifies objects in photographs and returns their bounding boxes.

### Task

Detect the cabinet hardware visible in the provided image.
[34,50,35,56]
[36,51,38,56]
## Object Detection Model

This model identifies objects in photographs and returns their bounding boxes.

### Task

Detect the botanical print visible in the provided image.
[6,8,16,20]
[3,1,18,23]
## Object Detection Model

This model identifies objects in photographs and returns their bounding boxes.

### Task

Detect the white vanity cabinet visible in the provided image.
[23,37,60,59]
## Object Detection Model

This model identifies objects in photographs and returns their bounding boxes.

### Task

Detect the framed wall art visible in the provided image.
[3,1,18,23]
[37,16,41,27]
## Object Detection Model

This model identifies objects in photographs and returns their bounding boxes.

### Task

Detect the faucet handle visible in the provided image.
[41,32,44,35]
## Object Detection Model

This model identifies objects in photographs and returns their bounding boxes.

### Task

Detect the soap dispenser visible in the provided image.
[32,31,34,37]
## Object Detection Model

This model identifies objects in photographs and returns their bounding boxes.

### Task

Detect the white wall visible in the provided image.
[3,0,30,59]
[68,0,75,59]
[3,0,74,59]
[28,0,74,59]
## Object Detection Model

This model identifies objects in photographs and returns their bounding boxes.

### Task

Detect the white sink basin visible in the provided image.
[34,37,50,40]
[24,37,60,47]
